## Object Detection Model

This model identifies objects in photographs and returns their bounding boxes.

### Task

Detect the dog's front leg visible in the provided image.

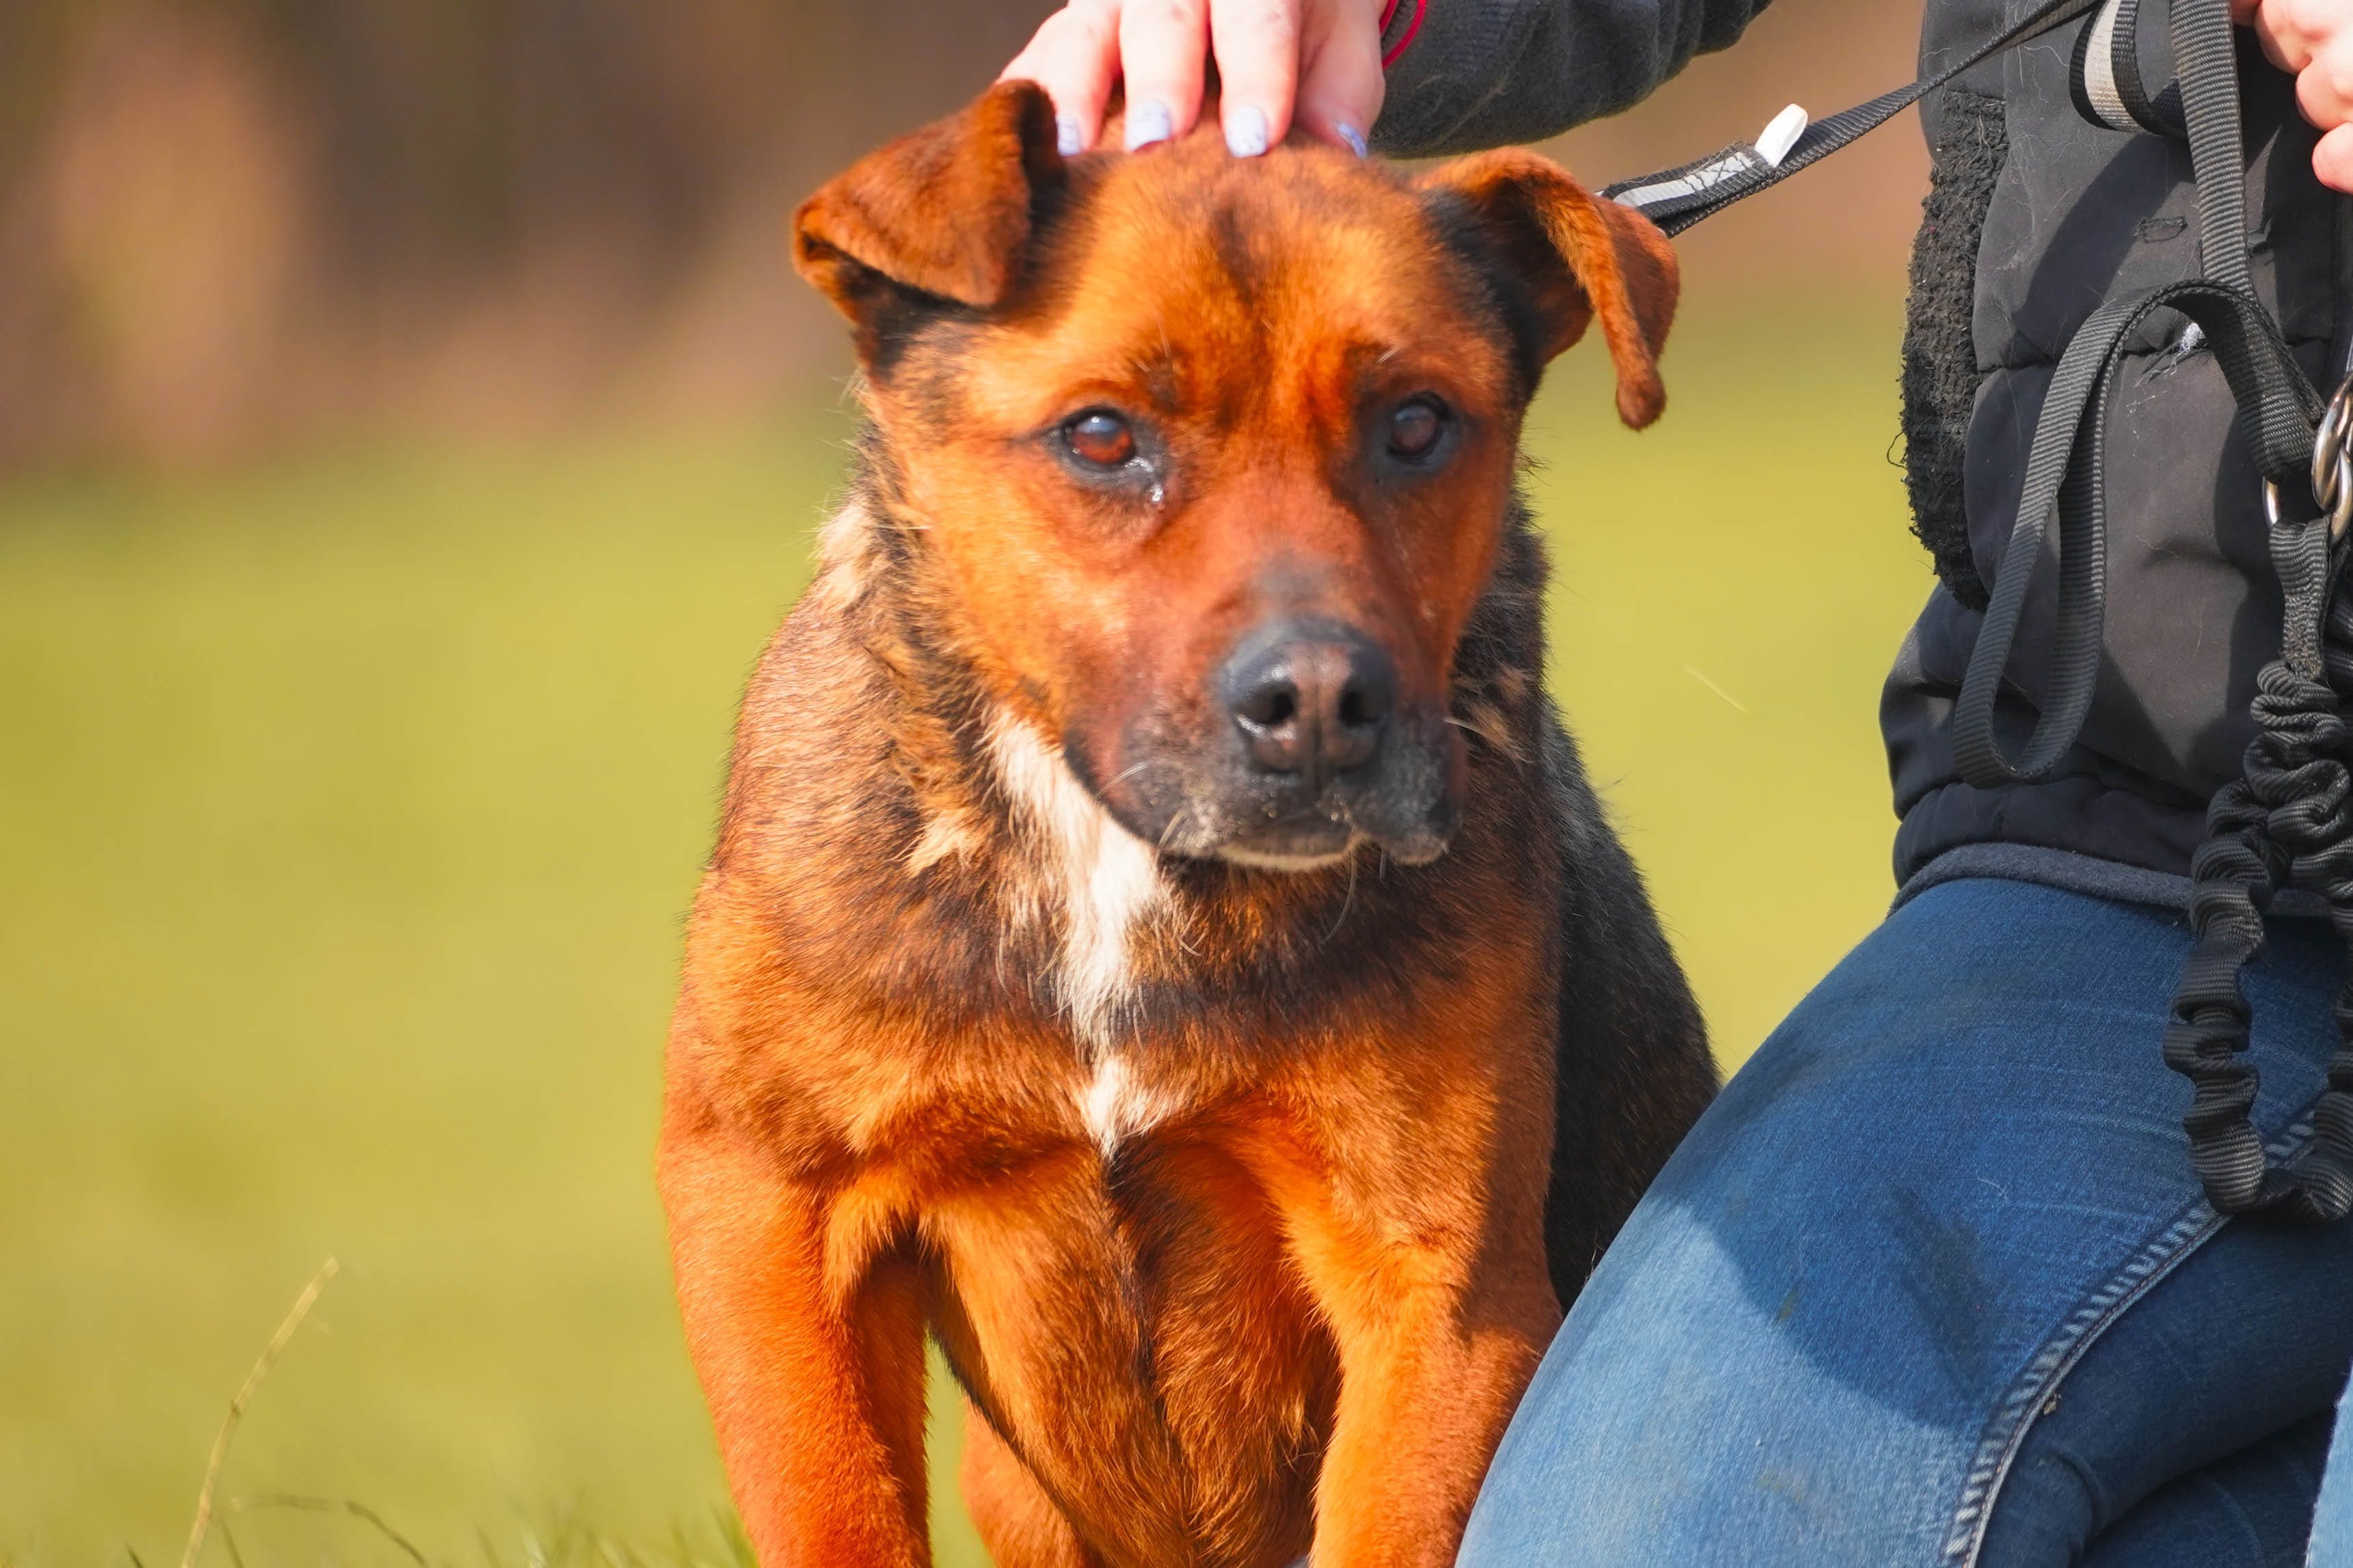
[1307,1268,1553,1567]
[660,1090,930,1568]
[1258,1063,1562,1567]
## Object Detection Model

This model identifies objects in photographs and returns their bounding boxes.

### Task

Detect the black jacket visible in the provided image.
[1378,0,2350,908]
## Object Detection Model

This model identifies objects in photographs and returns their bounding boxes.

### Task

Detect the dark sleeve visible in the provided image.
[1371,0,1776,158]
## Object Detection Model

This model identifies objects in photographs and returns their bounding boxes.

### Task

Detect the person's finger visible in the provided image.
[2296,50,2353,134]
[2259,29,2301,72]
[1293,0,1386,156]
[1119,0,1211,150]
[2238,0,2307,73]
[2309,25,2353,121]
[1002,1,1124,154]
[1210,0,1301,156]
[2316,121,2353,192]
[2253,20,2301,72]
[2271,0,2333,70]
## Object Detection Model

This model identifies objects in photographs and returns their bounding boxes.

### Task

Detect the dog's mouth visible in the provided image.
[1070,704,1465,875]
[1105,771,1460,874]
[1216,799,1454,871]
[1215,812,1365,870]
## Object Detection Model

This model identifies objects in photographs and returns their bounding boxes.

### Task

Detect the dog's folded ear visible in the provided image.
[793,80,1066,361]
[1417,150,1678,429]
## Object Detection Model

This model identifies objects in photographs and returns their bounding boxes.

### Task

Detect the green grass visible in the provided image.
[0,300,1931,1565]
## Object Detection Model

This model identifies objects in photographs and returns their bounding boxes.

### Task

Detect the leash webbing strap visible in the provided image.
[1601,0,2099,235]
[2072,0,2191,139]
[1953,0,2312,786]
[1950,279,2319,786]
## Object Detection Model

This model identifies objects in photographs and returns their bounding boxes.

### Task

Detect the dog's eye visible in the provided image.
[1063,410,1137,469]
[1387,398,1449,460]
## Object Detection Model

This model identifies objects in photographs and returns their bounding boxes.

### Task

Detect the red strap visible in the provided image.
[1381,0,1428,68]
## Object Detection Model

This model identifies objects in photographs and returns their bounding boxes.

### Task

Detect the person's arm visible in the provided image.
[1376,0,1770,156]
[1001,0,1770,163]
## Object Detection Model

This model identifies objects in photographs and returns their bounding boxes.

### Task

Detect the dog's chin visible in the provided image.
[1215,823,1363,872]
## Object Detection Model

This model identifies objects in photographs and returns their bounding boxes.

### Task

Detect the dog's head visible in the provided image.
[796,81,1676,870]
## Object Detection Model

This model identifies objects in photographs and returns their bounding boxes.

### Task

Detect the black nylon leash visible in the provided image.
[2162,510,2353,1223]
[1949,275,2317,793]
[2072,0,2190,139]
[1953,0,2315,789]
[1601,0,2099,235]
[2153,0,2353,1220]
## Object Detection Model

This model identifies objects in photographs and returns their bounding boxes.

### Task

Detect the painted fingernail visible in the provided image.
[1336,122,1369,159]
[1057,114,1085,158]
[1126,98,1173,151]
[1225,105,1270,158]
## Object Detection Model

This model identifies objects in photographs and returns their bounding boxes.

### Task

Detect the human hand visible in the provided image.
[1001,0,1388,160]
[2234,0,2353,191]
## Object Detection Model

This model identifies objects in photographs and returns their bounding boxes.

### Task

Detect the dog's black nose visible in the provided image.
[1222,621,1396,780]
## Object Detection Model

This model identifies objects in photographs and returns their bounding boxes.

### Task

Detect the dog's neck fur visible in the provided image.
[817,441,1179,1056]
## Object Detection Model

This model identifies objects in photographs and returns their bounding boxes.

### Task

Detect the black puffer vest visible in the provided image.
[1886,0,2350,900]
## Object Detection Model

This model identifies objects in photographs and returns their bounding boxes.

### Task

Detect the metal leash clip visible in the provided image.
[2263,375,2353,539]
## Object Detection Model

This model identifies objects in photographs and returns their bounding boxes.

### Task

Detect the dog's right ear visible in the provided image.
[793,80,1067,363]
[1417,150,1678,428]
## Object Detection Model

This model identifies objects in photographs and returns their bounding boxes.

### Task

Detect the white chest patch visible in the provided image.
[984,714,1169,1054]
[1077,1049,1177,1157]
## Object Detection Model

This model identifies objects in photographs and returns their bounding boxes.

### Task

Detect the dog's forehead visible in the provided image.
[979,140,1516,411]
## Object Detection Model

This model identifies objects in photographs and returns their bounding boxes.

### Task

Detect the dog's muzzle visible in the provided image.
[1091,617,1463,870]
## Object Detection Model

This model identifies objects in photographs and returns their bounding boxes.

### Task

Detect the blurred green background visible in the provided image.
[1,0,1940,1563]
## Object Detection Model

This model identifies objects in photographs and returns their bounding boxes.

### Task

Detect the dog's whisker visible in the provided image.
[1318,852,1361,948]
[1103,758,1165,792]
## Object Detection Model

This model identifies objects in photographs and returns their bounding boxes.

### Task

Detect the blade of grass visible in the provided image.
[177,1258,339,1568]
[225,1495,427,1568]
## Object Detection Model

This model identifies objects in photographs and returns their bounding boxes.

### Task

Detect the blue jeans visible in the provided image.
[1460,878,2353,1567]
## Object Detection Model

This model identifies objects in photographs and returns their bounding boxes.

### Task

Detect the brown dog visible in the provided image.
[659,81,1713,1568]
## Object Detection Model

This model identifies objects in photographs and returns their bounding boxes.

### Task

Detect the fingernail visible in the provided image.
[1225,105,1269,158]
[1057,114,1085,158]
[1126,99,1173,151]
[1336,122,1368,159]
